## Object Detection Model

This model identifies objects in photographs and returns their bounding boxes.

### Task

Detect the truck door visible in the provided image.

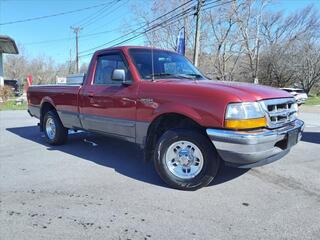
[79,51,137,142]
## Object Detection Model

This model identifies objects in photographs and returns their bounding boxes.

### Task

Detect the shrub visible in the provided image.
[0,86,14,102]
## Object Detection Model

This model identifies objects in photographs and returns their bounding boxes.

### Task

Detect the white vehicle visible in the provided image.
[281,88,308,105]
[66,73,85,85]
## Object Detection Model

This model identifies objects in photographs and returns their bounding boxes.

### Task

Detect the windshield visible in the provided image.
[129,48,205,80]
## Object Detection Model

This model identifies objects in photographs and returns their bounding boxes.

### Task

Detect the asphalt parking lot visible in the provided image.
[0,109,319,240]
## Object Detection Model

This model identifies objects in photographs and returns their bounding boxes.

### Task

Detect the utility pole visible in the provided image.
[68,48,72,74]
[71,26,82,73]
[183,0,188,51]
[254,39,260,84]
[193,0,203,67]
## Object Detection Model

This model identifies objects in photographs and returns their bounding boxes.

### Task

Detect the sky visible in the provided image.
[0,0,319,65]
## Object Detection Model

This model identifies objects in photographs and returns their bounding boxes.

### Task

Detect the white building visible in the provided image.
[0,35,19,87]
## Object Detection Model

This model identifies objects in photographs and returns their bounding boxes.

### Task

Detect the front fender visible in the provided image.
[152,102,221,127]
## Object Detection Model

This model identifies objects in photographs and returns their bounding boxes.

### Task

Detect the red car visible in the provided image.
[27,46,304,190]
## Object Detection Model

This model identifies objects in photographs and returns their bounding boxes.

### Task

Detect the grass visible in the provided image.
[0,100,28,111]
[305,96,320,105]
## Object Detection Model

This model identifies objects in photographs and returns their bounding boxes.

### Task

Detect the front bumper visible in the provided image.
[296,98,307,105]
[206,119,304,168]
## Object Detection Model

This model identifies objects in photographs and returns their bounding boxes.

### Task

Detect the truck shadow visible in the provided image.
[7,126,248,189]
[301,132,320,144]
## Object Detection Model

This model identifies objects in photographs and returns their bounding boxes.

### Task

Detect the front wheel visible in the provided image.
[154,129,220,190]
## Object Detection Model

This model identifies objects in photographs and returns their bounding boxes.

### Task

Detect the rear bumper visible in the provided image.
[206,119,304,168]
[27,105,40,119]
[27,109,33,117]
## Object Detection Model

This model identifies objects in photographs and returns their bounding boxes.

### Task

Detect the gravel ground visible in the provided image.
[0,109,319,240]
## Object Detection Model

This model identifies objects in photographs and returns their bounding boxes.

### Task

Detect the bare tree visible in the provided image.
[234,0,269,83]
[3,45,27,80]
[129,0,196,56]
[296,44,320,94]
[259,5,320,89]
[202,1,242,80]
[79,63,88,74]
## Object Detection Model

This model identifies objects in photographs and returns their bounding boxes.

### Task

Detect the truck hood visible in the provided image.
[154,79,292,101]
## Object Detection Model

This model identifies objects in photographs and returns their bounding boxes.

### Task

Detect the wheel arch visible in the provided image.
[40,99,57,131]
[143,112,206,162]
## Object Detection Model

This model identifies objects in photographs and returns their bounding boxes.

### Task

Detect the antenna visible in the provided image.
[151,46,155,81]
[146,20,155,81]
[150,28,155,81]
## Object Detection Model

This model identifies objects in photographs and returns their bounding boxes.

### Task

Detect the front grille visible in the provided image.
[260,98,297,128]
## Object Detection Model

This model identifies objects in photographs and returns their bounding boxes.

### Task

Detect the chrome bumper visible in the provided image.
[206,119,304,168]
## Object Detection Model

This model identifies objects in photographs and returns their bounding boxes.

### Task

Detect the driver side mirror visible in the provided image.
[112,69,130,85]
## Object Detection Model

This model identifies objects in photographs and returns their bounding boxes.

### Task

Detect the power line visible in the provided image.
[21,1,127,47]
[82,0,129,32]
[79,5,112,28]
[79,0,231,58]
[79,0,195,55]
[110,7,195,47]
[79,0,121,28]
[78,14,191,58]
[79,5,196,58]
[80,26,132,38]
[0,2,111,26]
[79,6,196,57]
[78,25,179,59]
[24,23,140,46]
[24,36,73,46]
[20,0,230,60]
[112,11,193,47]
[202,0,234,11]
[18,0,227,46]
[72,2,112,27]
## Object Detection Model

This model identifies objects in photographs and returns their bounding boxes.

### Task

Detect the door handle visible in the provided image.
[88,92,94,98]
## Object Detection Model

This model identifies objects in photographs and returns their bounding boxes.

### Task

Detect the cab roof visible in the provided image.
[94,45,176,55]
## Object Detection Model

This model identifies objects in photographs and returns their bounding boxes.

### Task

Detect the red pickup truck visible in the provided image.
[27,46,304,190]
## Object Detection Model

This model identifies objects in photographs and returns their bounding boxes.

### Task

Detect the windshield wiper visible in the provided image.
[145,73,203,80]
[146,73,176,78]
[146,73,192,80]
[182,73,204,79]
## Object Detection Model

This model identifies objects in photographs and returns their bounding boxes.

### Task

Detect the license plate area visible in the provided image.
[287,128,299,148]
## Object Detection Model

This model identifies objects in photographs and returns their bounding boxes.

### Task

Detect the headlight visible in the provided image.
[292,102,298,111]
[292,102,299,117]
[225,102,267,129]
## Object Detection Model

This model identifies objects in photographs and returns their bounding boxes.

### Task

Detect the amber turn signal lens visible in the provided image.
[225,117,267,129]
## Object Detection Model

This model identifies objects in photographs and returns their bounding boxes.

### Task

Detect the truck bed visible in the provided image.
[27,84,82,128]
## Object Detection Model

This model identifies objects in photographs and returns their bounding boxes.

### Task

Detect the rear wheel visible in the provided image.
[43,110,68,145]
[154,129,220,190]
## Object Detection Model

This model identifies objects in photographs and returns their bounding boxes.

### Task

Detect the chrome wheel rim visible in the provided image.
[45,117,56,140]
[165,141,204,179]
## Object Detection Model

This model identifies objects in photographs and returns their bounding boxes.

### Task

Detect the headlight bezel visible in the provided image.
[225,102,265,120]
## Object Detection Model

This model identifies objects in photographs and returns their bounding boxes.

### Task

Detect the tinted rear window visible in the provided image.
[4,80,18,85]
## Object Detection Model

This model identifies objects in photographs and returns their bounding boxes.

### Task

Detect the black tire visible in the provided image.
[154,128,220,191]
[43,110,68,145]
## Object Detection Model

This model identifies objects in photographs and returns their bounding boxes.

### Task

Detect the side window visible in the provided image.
[94,53,129,85]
